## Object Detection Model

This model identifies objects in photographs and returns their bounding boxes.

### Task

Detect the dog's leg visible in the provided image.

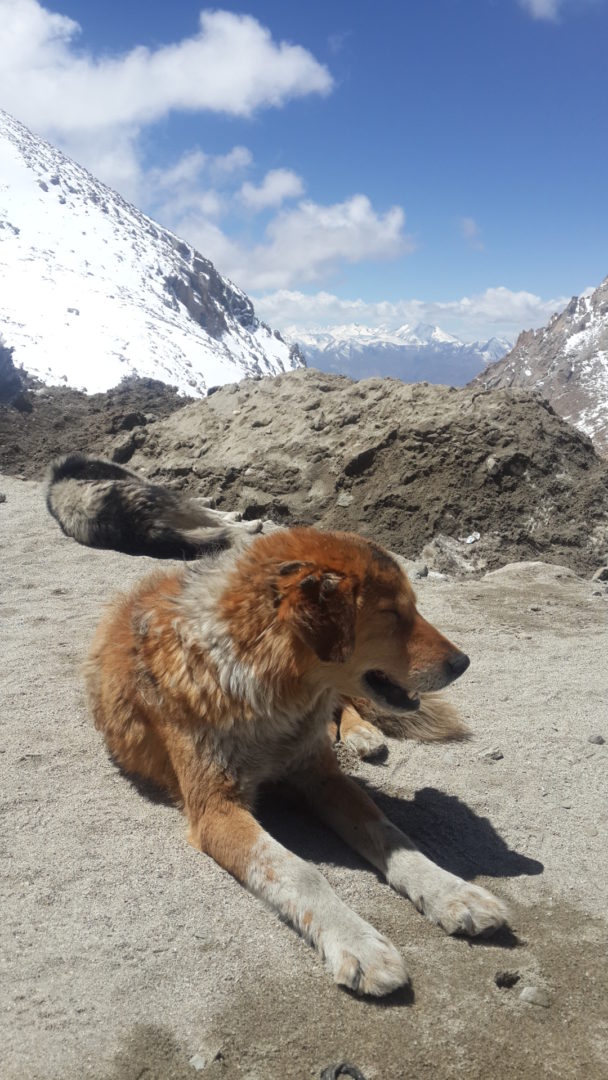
[338,703,387,760]
[169,742,409,996]
[189,794,408,995]
[294,747,509,937]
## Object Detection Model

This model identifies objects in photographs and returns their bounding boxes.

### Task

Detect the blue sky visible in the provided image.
[1,0,607,339]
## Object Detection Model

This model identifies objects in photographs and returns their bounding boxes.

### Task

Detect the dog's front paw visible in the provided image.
[342,722,387,761]
[322,921,409,997]
[419,878,509,937]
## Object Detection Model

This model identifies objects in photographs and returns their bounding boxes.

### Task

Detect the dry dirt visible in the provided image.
[2,472,607,1080]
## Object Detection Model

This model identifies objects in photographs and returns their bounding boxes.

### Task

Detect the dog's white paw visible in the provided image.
[321,921,409,997]
[419,878,509,937]
[242,518,264,534]
[342,722,387,761]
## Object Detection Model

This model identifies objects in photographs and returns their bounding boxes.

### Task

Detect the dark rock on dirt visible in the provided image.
[494,970,521,989]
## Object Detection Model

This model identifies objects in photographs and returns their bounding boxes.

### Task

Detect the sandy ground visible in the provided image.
[1,473,607,1080]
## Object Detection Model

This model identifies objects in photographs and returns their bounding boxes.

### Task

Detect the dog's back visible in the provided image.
[46,452,247,558]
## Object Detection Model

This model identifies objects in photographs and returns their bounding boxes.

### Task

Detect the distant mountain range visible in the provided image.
[0,110,303,395]
[472,275,608,456]
[290,323,511,385]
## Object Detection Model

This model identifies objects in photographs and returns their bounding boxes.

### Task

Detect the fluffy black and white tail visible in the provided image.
[45,453,261,559]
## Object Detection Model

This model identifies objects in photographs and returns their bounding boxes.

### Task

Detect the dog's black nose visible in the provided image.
[446,650,470,679]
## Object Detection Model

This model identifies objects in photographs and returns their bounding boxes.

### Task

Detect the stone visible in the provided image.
[519,986,551,1008]
[189,1042,223,1070]
[494,970,520,989]
[480,749,504,761]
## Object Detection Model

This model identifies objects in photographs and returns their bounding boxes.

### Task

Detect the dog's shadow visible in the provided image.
[258,782,543,884]
[124,761,543,884]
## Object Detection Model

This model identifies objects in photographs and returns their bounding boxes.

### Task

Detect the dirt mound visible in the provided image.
[0,375,190,479]
[2,368,607,574]
[118,370,607,575]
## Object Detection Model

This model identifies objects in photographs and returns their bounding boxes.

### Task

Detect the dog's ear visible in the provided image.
[276,568,358,663]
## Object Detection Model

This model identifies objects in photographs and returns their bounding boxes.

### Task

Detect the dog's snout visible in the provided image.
[445,650,470,680]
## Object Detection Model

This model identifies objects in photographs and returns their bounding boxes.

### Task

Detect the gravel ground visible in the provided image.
[1,474,607,1079]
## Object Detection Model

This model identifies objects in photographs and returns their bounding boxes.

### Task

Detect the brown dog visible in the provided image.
[86,526,508,996]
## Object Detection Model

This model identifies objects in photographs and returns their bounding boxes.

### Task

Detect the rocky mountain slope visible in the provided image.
[472,276,608,455]
[6,368,604,577]
[0,110,303,395]
[292,322,510,385]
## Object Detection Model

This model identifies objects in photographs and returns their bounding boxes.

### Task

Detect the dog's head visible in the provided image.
[250,528,469,712]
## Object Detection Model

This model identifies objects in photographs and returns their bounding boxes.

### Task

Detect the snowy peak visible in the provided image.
[0,109,303,395]
[472,275,608,456]
[287,322,511,386]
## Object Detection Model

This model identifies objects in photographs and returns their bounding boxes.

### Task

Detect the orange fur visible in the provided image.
[84,526,501,996]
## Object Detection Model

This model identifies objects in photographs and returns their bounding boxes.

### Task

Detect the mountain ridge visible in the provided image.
[471,275,608,456]
[289,322,511,385]
[0,109,303,395]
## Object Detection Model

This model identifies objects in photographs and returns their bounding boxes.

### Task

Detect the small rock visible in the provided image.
[0,492,6,504]
[591,566,608,582]
[190,1036,223,1071]
[480,749,504,761]
[336,492,354,507]
[494,970,520,989]
[587,734,605,745]
[409,562,429,579]
[459,530,481,544]
[189,1042,223,1071]
[519,986,551,1008]
[320,1065,368,1080]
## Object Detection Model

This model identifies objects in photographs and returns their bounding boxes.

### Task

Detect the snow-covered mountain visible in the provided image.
[290,322,510,385]
[471,276,608,456]
[0,110,303,395]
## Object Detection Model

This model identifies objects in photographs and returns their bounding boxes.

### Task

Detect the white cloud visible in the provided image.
[0,1,331,194]
[209,146,254,177]
[519,0,563,18]
[517,0,604,20]
[252,195,412,288]
[253,286,568,342]
[0,3,333,135]
[145,147,254,223]
[176,195,413,291]
[154,150,208,191]
[240,168,305,210]
[459,216,484,251]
